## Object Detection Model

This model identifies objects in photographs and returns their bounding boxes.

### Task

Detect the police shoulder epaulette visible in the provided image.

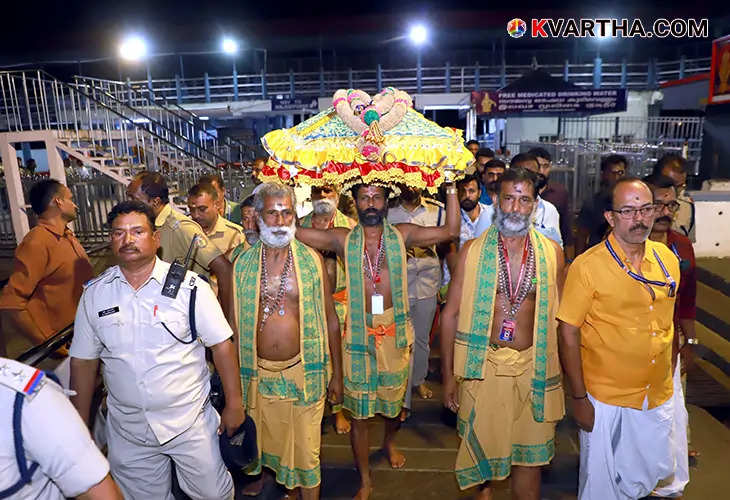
[83,267,113,288]
[424,198,444,208]
[0,358,46,399]
[223,221,243,233]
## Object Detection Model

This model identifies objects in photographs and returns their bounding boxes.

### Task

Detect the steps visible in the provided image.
[693,258,730,399]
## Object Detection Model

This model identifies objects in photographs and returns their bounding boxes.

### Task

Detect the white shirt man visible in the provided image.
[0,358,119,499]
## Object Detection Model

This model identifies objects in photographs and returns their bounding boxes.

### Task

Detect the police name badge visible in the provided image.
[0,359,46,400]
[371,293,384,315]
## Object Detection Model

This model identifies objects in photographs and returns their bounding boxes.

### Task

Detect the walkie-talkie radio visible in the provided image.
[161,234,199,299]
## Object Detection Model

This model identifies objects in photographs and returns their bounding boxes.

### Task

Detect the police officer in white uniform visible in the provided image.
[69,200,244,500]
[0,357,121,499]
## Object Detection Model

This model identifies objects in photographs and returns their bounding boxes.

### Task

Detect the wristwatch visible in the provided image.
[686,338,699,345]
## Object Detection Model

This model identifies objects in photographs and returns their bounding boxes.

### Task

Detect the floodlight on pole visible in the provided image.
[408,24,428,46]
[119,36,147,61]
[222,37,239,55]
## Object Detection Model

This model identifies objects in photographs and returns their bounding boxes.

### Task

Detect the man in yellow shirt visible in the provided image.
[557,178,681,500]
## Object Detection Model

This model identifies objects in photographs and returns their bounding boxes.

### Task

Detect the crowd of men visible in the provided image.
[0,144,699,500]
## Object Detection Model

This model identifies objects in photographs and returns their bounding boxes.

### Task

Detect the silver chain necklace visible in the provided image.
[497,236,536,319]
[260,245,293,329]
[362,233,385,287]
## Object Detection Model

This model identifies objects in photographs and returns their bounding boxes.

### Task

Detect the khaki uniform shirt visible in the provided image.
[155,204,222,279]
[0,221,93,339]
[387,198,444,300]
[69,258,233,444]
[206,216,244,260]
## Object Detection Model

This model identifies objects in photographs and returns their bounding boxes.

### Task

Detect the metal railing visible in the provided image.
[73,76,255,165]
[0,168,256,247]
[559,116,704,171]
[0,70,235,175]
[518,140,684,207]
[127,56,711,106]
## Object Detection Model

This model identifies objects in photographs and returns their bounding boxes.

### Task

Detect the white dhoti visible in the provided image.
[653,357,689,497]
[578,393,674,500]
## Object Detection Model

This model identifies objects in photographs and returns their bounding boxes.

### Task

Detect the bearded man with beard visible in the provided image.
[231,183,344,499]
[529,147,574,258]
[296,180,460,500]
[512,153,564,248]
[441,167,565,500]
[557,178,682,500]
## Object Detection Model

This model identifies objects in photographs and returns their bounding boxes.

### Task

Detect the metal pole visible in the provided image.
[593,55,602,89]
[233,60,238,101]
[445,61,451,93]
[416,51,422,94]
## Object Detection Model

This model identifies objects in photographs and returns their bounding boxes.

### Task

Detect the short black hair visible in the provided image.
[606,177,651,211]
[496,166,539,200]
[653,153,686,175]
[108,200,156,231]
[475,148,495,160]
[483,159,507,171]
[137,172,169,204]
[188,182,219,200]
[510,152,539,170]
[198,173,225,190]
[457,173,481,190]
[643,174,676,191]
[350,183,390,200]
[465,140,480,147]
[528,147,551,162]
[600,154,628,173]
[241,195,255,208]
[28,179,64,216]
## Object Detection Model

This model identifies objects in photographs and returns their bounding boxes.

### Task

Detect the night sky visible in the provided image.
[1,0,726,77]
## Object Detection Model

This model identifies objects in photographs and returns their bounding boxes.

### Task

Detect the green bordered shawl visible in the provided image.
[345,222,410,384]
[453,225,554,422]
[300,209,354,323]
[233,240,330,406]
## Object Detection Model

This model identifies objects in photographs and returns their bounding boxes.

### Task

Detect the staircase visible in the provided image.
[0,69,249,244]
[0,70,237,182]
[73,76,253,167]
[692,259,730,417]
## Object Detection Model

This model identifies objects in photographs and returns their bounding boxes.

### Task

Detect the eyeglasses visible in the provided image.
[611,205,656,219]
[654,201,680,213]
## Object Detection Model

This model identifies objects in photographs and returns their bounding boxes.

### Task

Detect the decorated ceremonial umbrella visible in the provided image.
[260,87,473,194]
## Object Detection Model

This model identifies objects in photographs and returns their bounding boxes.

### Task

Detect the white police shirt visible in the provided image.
[0,358,109,499]
[70,257,233,444]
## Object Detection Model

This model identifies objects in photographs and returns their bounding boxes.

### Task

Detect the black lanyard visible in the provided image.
[605,239,676,298]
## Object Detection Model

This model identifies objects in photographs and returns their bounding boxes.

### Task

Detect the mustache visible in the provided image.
[120,245,138,252]
[630,223,650,232]
[655,216,672,224]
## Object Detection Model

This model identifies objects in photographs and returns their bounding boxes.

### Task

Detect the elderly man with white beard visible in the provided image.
[441,167,565,500]
[231,183,344,499]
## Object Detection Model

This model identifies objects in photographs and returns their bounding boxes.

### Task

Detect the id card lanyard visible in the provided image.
[364,236,385,315]
[605,239,676,298]
[498,234,529,342]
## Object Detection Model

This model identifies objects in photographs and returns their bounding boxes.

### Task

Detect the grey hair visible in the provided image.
[253,183,297,213]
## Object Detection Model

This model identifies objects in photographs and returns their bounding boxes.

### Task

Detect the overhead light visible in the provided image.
[408,24,428,46]
[132,117,150,124]
[119,35,147,61]
[222,37,238,55]
[199,116,210,121]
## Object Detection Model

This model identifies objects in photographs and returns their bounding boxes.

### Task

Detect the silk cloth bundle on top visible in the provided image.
[260,87,474,192]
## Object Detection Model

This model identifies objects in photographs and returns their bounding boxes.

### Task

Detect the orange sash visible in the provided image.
[367,323,396,347]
